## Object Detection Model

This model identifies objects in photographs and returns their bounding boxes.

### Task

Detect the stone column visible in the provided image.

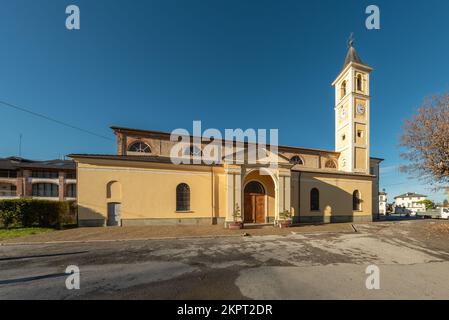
[278,174,285,220]
[277,169,292,222]
[225,170,234,224]
[225,166,242,225]
[234,172,242,218]
[284,174,291,214]
[290,172,300,223]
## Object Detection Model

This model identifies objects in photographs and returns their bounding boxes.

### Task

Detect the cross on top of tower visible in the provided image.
[343,33,365,69]
[347,32,354,48]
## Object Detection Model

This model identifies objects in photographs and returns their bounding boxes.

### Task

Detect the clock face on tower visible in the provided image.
[356,104,365,115]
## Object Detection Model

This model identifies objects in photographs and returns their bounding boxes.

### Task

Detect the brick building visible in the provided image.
[0,157,76,201]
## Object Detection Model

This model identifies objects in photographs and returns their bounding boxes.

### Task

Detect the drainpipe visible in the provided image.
[298,172,301,224]
[211,166,215,224]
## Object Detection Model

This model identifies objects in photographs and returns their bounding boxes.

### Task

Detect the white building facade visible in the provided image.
[394,192,427,215]
[379,191,387,215]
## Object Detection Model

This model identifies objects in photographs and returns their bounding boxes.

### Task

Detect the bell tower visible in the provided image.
[332,35,372,174]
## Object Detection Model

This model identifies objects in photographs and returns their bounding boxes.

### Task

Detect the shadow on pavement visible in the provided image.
[375,214,423,222]
[0,272,67,285]
[0,251,89,262]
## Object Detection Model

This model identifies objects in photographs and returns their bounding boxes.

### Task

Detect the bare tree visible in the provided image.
[400,93,449,189]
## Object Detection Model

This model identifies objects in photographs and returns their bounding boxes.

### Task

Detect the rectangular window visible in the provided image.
[32,183,58,197]
[32,171,59,179]
[66,184,77,198]
[65,172,76,179]
[0,170,17,178]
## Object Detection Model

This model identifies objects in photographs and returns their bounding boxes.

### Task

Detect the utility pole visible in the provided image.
[19,133,22,157]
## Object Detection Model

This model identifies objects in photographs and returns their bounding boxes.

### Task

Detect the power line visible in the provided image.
[0,99,113,141]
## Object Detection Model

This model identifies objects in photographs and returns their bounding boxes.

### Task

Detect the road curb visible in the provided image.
[0,234,244,246]
[0,228,356,246]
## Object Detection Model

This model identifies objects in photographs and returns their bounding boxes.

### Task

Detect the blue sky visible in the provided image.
[0,0,448,202]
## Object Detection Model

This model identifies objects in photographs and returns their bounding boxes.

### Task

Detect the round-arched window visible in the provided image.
[325,159,337,169]
[357,74,363,91]
[244,181,265,195]
[353,190,361,211]
[341,80,347,98]
[290,156,304,165]
[184,145,202,157]
[176,183,190,211]
[128,141,151,153]
[310,188,320,211]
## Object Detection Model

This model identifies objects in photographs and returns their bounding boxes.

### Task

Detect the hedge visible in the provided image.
[0,199,75,229]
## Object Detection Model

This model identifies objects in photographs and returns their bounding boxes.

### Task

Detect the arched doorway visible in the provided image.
[244,181,266,223]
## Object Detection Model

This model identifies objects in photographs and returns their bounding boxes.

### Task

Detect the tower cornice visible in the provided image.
[332,62,373,87]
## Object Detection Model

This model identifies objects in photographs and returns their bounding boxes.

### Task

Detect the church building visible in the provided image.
[70,41,383,227]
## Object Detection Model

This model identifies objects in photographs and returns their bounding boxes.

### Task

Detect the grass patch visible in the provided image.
[0,227,54,240]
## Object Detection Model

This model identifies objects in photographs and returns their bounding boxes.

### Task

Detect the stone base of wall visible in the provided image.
[79,215,371,227]
[294,215,372,224]
[224,217,276,227]
[78,219,105,227]
[121,217,225,226]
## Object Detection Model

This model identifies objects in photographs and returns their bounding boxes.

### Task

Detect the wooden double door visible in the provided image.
[244,194,265,223]
[244,181,266,224]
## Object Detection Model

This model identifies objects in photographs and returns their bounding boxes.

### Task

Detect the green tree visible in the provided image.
[419,199,435,210]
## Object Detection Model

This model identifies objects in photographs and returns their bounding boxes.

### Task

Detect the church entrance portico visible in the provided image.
[242,168,277,224]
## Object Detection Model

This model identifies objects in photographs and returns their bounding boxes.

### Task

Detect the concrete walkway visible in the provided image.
[0,223,355,245]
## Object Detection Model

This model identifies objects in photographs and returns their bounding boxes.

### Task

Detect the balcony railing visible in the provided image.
[28,177,59,184]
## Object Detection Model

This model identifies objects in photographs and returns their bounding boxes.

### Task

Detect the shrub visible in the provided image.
[279,209,292,221]
[0,199,71,229]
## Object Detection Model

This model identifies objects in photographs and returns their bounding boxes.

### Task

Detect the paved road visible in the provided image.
[1,220,449,299]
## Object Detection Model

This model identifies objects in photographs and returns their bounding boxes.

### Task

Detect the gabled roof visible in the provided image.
[222,146,292,166]
[110,126,340,155]
[394,192,427,199]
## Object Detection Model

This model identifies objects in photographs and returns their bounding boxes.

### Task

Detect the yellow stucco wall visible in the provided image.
[355,147,367,170]
[296,172,373,220]
[76,158,227,223]
[76,157,374,225]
